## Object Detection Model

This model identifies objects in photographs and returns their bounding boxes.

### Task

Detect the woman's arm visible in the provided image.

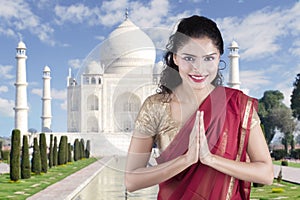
[199,112,274,185]
[125,112,202,192]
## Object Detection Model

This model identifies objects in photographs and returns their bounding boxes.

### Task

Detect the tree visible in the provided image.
[269,106,296,152]
[49,134,53,168]
[31,137,41,175]
[39,133,48,173]
[68,143,72,162]
[258,90,285,144]
[85,140,91,158]
[80,139,85,159]
[21,135,31,179]
[53,136,58,166]
[10,129,21,181]
[74,139,80,161]
[291,73,300,120]
[58,136,67,165]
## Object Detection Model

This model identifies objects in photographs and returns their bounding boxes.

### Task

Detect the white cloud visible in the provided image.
[51,89,66,100]
[0,86,8,93]
[0,0,55,45]
[218,2,300,61]
[31,88,66,100]
[68,59,82,69]
[0,65,14,79]
[31,88,42,96]
[0,98,14,117]
[60,100,67,110]
[240,70,271,91]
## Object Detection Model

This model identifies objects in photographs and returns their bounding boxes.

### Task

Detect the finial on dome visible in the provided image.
[125,8,129,19]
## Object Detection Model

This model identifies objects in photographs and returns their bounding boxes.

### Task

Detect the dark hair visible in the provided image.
[157,15,224,96]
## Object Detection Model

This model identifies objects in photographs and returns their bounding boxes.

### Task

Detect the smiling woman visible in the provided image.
[125,15,274,200]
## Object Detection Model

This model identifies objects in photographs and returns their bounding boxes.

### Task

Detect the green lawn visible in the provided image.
[273,160,300,168]
[251,180,300,200]
[0,158,97,200]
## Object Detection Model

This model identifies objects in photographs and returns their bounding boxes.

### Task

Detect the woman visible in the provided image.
[125,15,273,200]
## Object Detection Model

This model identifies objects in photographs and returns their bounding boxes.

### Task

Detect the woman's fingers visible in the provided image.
[199,111,211,162]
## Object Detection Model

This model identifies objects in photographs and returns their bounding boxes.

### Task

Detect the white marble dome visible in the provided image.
[99,18,156,74]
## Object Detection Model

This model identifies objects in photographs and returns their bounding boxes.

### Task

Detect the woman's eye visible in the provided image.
[204,56,214,61]
[183,57,195,62]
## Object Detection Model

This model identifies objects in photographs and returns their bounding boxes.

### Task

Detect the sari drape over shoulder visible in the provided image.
[155,87,258,200]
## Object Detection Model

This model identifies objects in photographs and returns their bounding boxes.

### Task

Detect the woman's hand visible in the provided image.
[185,111,201,165]
[198,111,213,164]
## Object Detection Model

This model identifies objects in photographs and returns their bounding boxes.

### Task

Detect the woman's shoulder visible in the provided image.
[144,93,170,105]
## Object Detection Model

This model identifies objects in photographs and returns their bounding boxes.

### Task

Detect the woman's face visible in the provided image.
[173,37,220,91]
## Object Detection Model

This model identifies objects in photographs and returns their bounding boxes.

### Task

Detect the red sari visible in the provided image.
[156,87,258,200]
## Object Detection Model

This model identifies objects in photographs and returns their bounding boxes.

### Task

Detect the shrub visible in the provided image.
[31,137,41,174]
[58,136,65,165]
[49,134,53,168]
[281,160,288,166]
[74,139,80,161]
[1,150,10,161]
[80,139,85,159]
[68,143,72,162]
[291,149,300,159]
[53,136,58,166]
[253,183,264,187]
[10,129,21,181]
[272,188,284,193]
[64,136,68,164]
[85,140,91,158]
[39,133,48,173]
[21,135,31,179]
[271,149,287,160]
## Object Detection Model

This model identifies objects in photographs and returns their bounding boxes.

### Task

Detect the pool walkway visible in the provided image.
[27,156,113,200]
[0,160,300,199]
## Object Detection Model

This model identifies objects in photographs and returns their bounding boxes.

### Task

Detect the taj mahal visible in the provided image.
[13,15,241,156]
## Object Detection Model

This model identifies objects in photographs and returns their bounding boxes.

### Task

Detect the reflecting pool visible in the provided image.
[73,156,158,200]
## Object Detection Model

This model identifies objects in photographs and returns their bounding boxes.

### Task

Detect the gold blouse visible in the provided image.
[134,93,260,153]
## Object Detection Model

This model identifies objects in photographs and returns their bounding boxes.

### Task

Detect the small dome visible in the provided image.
[43,65,51,72]
[229,40,239,49]
[17,41,26,49]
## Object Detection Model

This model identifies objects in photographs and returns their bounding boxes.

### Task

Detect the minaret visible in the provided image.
[41,66,52,132]
[228,40,241,89]
[14,41,29,135]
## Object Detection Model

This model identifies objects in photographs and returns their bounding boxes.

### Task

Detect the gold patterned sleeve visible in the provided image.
[134,96,161,137]
[250,109,261,129]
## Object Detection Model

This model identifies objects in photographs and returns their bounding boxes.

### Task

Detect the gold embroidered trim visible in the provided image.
[226,99,252,200]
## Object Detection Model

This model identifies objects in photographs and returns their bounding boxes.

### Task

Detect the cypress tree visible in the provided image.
[53,136,58,166]
[64,136,68,164]
[80,138,85,159]
[68,143,72,162]
[74,139,79,161]
[39,133,47,173]
[85,140,91,158]
[21,135,31,179]
[58,136,66,165]
[10,129,21,181]
[49,134,53,168]
[31,137,41,175]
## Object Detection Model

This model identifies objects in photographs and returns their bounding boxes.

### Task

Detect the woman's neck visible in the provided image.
[173,83,215,105]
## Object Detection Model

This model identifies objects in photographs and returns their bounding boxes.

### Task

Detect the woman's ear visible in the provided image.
[173,54,179,66]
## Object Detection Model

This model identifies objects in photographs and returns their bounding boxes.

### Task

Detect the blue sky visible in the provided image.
[0,0,299,137]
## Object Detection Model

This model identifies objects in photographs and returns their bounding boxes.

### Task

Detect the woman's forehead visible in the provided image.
[178,37,218,55]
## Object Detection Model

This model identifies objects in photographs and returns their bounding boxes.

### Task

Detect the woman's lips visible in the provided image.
[189,74,206,83]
